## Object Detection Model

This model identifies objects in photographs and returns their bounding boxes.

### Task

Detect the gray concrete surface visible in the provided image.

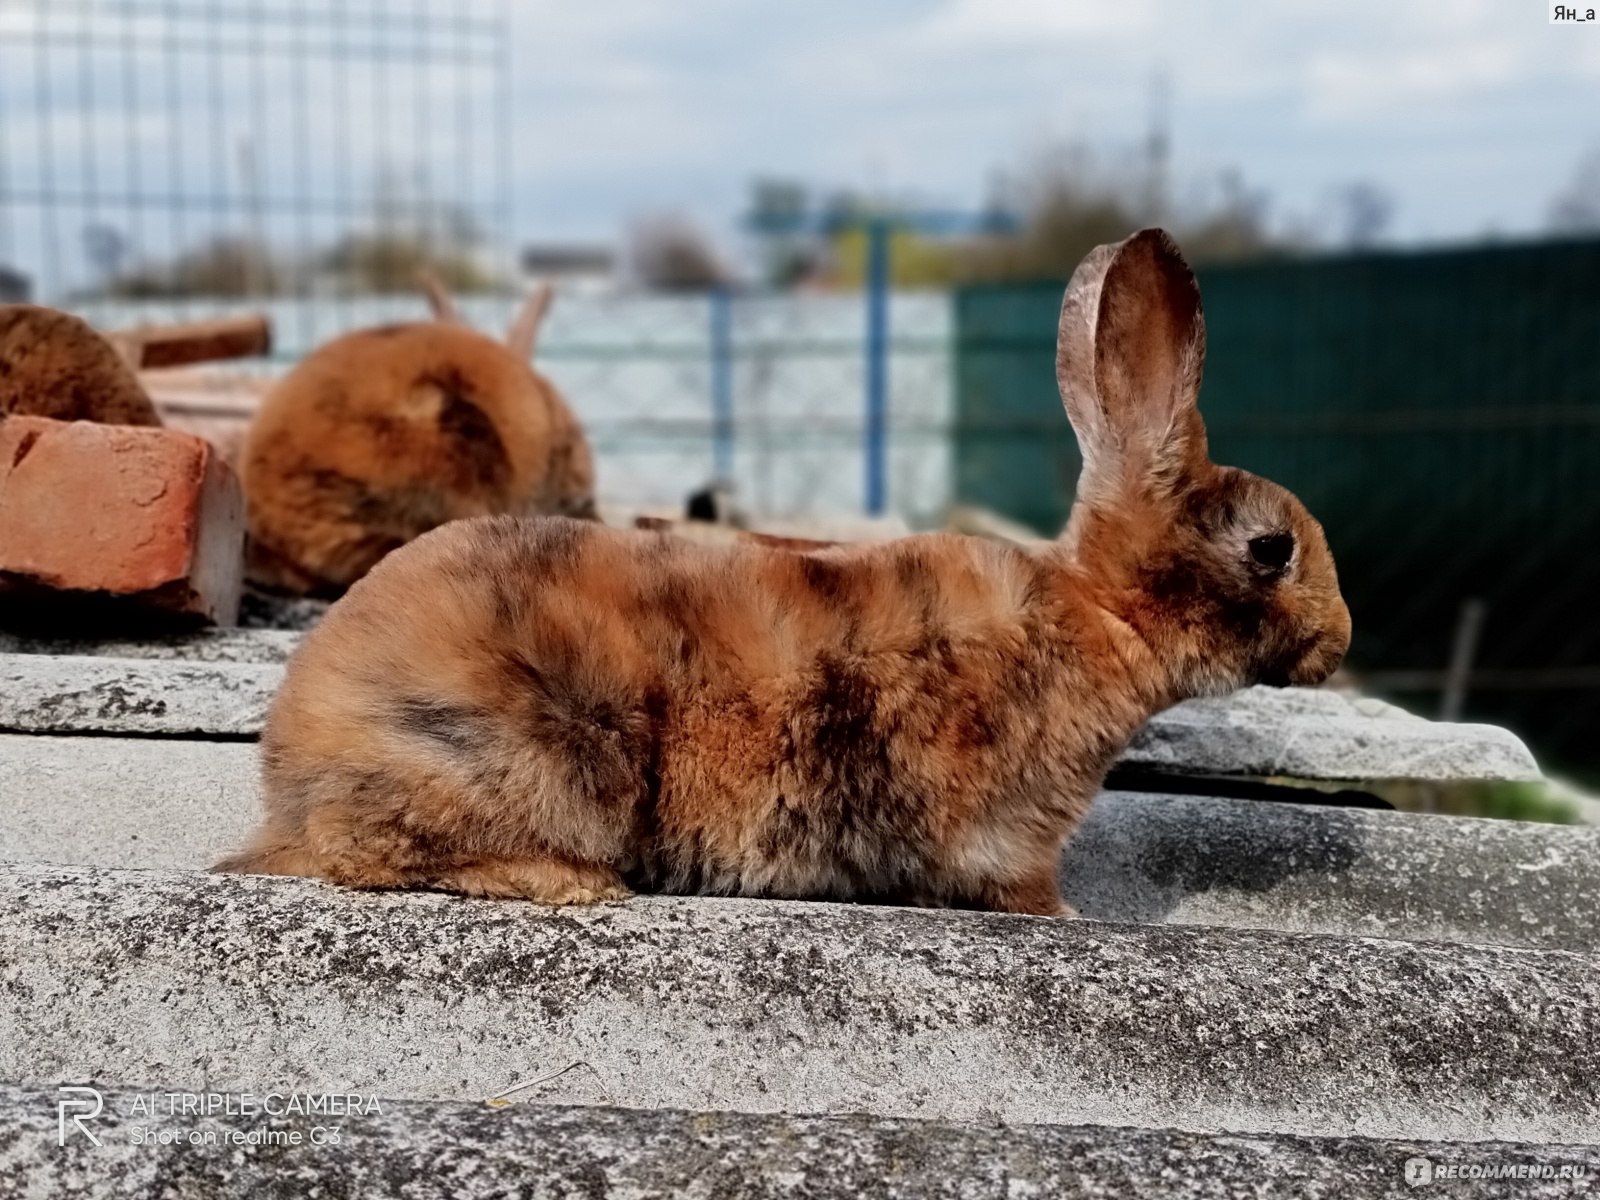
[0,734,257,871]
[3,734,1593,951]
[1065,791,1600,952]
[3,1086,1596,1199]
[0,628,299,663]
[237,590,329,631]
[3,863,1596,1145]
[1131,687,1540,782]
[0,653,1542,781]
[0,656,269,736]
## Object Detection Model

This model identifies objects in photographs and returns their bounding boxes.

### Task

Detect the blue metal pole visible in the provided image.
[709,284,734,482]
[864,217,890,516]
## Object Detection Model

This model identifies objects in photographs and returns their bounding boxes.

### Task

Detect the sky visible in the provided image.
[503,0,1600,246]
[2,0,1599,294]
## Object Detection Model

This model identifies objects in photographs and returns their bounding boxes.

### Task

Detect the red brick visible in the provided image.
[0,416,244,625]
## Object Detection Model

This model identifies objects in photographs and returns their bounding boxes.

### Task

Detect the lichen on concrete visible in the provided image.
[2,863,1596,1145]
[0,628,300,663]
[3,1086,1596,1199]
[4,741,1596,954]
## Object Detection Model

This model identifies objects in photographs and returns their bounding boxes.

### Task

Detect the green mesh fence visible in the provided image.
[953,238,1600,784]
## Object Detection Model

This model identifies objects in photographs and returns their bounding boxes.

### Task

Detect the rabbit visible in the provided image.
[240,277,595,597]
[0,305,162,426]
[216,229,1351,916]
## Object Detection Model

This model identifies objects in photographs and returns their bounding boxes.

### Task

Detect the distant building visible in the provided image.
[0,265,31,303]
[519,244,617,293]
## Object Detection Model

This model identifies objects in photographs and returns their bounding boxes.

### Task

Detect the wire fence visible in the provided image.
[66,288,956,521]
[953,241,1600,787]
[0,0,952,522]
[0,0,510,348]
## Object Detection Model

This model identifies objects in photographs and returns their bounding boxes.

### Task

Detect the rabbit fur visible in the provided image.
[0,305,161,426]
[241,280,594,596]
[218,229,1351,916]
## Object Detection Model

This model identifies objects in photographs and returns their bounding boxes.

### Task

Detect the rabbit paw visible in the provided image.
[439,857,632,906]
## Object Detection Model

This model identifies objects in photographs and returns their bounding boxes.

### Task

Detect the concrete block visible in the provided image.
[3,1085,1596,1199]
[1128,686,1540,782]
[0,654,1542,782]
[1065,789,1600,952]
[0,417,244,625]
[0,627,299,663]
[0,657,268,736]
[238,588,329,632]
[2,863,1596,1144]
[3,734,1595,953]
[0,735,258,871]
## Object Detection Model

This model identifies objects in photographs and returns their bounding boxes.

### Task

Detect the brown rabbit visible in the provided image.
[240,279,595,596]
[0,305,161,426]
[217,230,1350,916]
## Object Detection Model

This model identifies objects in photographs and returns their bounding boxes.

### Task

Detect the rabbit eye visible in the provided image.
[1248,532,1295,573]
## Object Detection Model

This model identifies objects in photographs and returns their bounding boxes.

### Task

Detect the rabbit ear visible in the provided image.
[1055,228,1208,503]
[418,270,462,323]
[506,283,553,360]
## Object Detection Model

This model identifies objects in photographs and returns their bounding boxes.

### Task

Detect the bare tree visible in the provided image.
[960,145,1145,283]
[82,224,130,287]
[960,145,1285,282]
[1549,146,1600,234]
[102,235,284,298]
[748,178,821,286]
[321,228,488,294]
[628,214,729,291]
[1328,181,1395,249]
[320,161,492,294]
[1180,169,1280,263]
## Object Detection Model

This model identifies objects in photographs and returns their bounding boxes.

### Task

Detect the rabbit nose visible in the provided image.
[1287,621,1350,687]
[1326,598,1354,662]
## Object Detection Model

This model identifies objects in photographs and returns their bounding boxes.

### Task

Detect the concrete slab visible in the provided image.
[1065,790,1600,953]
[0,628,299,663]
[0,656,268,736]
[2,734,1594,952]
[1130,687,1540,782]
[3,1086,1596,1199]
[0,654,1542,782]
[0,735,257,870]
[2,863,1596,1144]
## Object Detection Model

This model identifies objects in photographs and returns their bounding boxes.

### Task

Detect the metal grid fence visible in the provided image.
[66,288,956,522]
[0,0,952,522]
[0,0,510,347]
[953,241,1600,787]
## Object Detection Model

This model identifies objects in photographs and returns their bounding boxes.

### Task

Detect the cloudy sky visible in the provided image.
[2,0,1598,293]
[505,0,1600,243]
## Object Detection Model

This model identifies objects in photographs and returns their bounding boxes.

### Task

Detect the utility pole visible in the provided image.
[746,205,1019,517]
[1144,68,1171,226]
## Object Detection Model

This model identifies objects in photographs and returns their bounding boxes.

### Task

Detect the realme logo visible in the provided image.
[57,1086,103,1147]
